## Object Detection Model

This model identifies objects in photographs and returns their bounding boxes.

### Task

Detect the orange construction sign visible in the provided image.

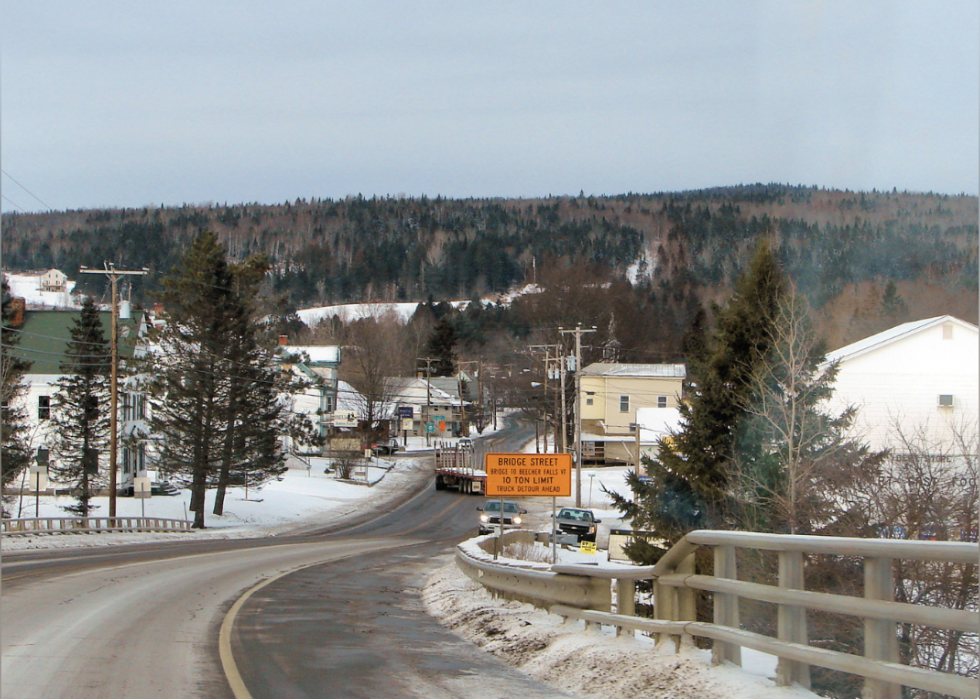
[484,453,572,497]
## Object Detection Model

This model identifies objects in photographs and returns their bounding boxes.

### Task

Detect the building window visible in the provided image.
[38,395,50,420]
[586,397,593,406]
[658,396,667,408]
[942,323,954,340]
[938,394,954,408]
[620,395,630,413]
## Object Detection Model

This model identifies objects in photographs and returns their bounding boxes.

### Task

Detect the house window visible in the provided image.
[620,395,630,413]
[658,396,667,408]
[586,397,593,406]
[938,394,954,408]
[38,395,50,420]
[942,323,954,340]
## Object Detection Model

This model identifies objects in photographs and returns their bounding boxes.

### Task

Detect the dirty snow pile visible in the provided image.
[423,561,819,699]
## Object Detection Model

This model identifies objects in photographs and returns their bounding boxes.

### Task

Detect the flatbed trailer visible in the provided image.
[433,440,487,495]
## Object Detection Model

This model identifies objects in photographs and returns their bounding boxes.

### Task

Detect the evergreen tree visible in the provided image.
[149,233,300,526]
[609,241,786,562]
[149,231,239,528]
[50,298,111,516]
[1,277,32,514]
[211,254,302,516]
[426,317,458,377]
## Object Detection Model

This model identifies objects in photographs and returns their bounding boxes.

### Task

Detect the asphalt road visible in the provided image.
[1,416,568,699]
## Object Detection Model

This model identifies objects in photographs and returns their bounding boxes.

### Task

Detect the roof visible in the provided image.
[9,309,144,374]
[580,362,686,379]
[824,315,978,365]
[278,345,341,364]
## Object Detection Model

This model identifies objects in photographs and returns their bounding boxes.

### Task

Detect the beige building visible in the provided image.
[579,363,686,465]
[40,268,68,292]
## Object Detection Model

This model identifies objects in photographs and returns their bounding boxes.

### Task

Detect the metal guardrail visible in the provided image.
[456,529,979,699]
[1,516,194,535]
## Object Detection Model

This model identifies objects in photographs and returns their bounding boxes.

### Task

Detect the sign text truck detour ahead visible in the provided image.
[484,453,572,497]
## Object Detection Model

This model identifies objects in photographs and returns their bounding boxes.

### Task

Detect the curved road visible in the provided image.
[1,417,566,698]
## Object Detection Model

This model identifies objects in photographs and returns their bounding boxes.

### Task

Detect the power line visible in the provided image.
[1,195,27,213]
[1,170,52,210]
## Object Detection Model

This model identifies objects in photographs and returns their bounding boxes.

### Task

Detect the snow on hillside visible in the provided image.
[296,284,543,327]
[4,273,80,309]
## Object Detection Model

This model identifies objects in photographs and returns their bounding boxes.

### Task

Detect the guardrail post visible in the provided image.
[654,577,676,648]
[677,552,697,622]
[863,557,901,699]
[712,544,741,666]
[615,579,635,637]
[777,550,811,688]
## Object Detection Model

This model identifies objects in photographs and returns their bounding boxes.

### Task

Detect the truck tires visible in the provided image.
[435,475,446,491]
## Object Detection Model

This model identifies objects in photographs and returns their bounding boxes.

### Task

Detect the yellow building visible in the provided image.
[579,363,685,465]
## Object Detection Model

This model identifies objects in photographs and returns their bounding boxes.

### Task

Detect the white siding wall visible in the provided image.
[825,323,978,452]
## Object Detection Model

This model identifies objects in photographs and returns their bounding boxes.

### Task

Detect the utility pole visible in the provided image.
[79,264,148,520]
[457,359,481,439]
[529,344,560,452]
[559,324,595,507]
[418,357,438,446]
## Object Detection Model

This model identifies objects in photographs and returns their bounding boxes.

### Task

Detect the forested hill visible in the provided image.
[3,184,976,334]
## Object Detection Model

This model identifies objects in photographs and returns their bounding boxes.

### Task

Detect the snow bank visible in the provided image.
[423,560,818,699]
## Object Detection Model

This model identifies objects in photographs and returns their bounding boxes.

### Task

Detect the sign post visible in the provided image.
[134,476,151,520]
[29,467,47,518]
[484,453,573,564]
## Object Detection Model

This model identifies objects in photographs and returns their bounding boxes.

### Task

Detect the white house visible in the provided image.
[8,306,150,489]
[821,315,978,454]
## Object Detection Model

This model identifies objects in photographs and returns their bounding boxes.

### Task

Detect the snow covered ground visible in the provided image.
[1,454,431,551]
[5,272,79,309]
[423,559,818,699]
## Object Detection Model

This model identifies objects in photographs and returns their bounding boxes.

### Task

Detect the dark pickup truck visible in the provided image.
[371,439,402,456]
[556,507,601,542]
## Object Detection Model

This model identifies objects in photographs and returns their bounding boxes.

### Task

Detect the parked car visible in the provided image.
[555,507,600,542]
[371,438,402,456]
[477,500,526,535]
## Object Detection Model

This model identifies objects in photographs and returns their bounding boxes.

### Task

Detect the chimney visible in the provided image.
[278,335,288,346]
[8,297,25,327]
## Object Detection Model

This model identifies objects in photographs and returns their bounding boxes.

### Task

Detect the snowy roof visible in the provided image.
[635,407,683,436]
[581,362,686,379]
[279,345,340,364]
[824,315,978,365]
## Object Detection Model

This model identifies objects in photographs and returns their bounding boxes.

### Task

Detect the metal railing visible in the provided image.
[456,529,979,699]
[1,516,194,535]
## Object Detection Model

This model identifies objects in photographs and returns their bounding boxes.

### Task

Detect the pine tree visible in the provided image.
[609,241,787,561]
[149,231,238,528]
[50,298,111,516]
[149,233,301,525]
[426,317,457,377]
[1,277,32,514]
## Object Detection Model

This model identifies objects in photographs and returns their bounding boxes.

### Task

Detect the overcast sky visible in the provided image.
[1,1,977,213]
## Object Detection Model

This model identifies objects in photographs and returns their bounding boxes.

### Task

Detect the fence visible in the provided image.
[1,516,194,535]
[456,529,979,699]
